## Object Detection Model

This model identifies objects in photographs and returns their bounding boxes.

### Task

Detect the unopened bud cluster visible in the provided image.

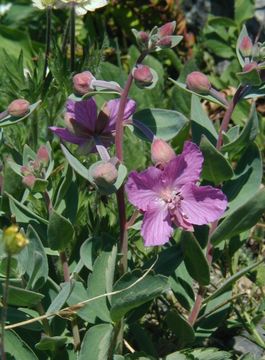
[21,145,50,190]
[133,21,177,52]
[2,225,29,255]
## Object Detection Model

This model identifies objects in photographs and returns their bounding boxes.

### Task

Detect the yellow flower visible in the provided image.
[2,225,29,255]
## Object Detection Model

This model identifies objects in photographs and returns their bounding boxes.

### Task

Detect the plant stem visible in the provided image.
[216,85,245,150]
[70,2,76,72]
[1,253,12,360]
[43,6,52,80]
[115,52,147,274]
[188,86,246,326]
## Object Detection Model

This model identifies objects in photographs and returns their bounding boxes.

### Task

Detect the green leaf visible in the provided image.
[6,192,48,225]
[237,68,262,86]
[223,143,262,216]
[190,95,218,146]
[80,244,117,323]
[46,281,73,314]
[169,262,195,311]
[18,225,48,290]
[221,107,259,154]
[235,0,255,25]
[47,209,75,251]
[5,330,38,359]
[0,25,33,60]
[211,188,265,245]
[196,288,232,339]
[0,100,41,127]
[181,232,210,286]
[79,324,114,360]
[35,336,67,351]
[205,259,263,302]
[164,352,187,360]
[200,135,234,184]
[132,108,189,141]
[170,79,226,107]
[165,309,195,347]
[110,270,168,322]
[61,144,89,180]
[1,286,44,306]
[80,237,93,271]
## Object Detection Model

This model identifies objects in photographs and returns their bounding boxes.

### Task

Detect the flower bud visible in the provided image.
[2,225,29,255]
[157,36,172,48]
[7,99,30,117]
[36,145,49,165]
[21,165,31,176]
[132,65,153,87]
[158,21,176,38]
[22,174,36,189]
[186,71,211,94]
[73,71,95,95]
[91,162,118,187]
[243,61,258,72]
[239,36,253,57]
[138,31,149,44]
[151,138,176,167]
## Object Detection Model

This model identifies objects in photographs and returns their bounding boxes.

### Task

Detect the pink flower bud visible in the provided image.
[132,65,153,87]
[151,138,176,167]
[157,36,172,48]
[73,71,95,95]
[21,165,31,176]
[186,71,211,94]
[22,174,36,189]
[36,145,49,165]
[91,162,118,187]
[7,99,30,117]
[158,21,176,37]
[239,36,253,57]
[138,31,149,44]
[243,61,258,72]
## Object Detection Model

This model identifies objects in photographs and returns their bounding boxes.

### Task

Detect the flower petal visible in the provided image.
[49,127,87,145]
[180,183,227,225]
[126,167,163,212]
[162,141,203,189]
[141,204,173,246]
[67,98,97,133]
[105,98,136,131]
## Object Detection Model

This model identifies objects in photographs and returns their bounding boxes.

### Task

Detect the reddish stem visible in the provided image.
[188,86,245,326]
[115,52,147,273]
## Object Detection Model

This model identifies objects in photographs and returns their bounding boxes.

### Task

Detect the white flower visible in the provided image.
[32,0,57,9]
[59,0,108,15]
[0,3,12,16]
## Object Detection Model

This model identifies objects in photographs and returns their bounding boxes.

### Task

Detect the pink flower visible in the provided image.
[126,141,227,247]
[50,97,136,153]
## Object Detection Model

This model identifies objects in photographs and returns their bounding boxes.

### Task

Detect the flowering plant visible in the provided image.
[0,3,264,360]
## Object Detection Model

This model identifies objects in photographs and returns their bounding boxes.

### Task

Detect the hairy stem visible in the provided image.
[70,3,75,72]
[188,86,246,326]
[43,6,52,80]
[1,253,12,360]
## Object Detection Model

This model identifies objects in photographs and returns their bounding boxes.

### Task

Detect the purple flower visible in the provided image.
[126,141,227,247]
[50,97,136,153]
